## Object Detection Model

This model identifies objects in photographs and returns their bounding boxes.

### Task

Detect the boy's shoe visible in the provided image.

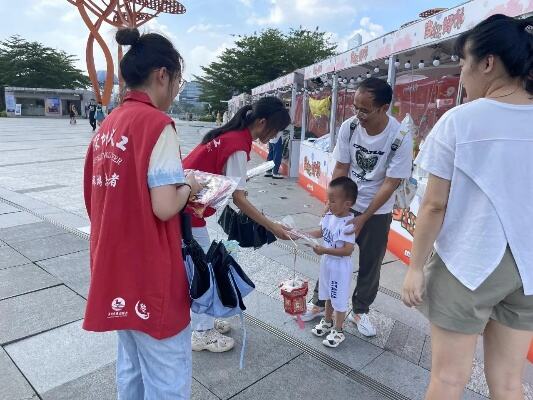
[311,318,333,337]
[300,304,325,322]
[323,329,345,348]
[192,329,234,352]
[264,170,273,177]
[214,319,231,334]
[348,312,376,337]
[272,173,284,179]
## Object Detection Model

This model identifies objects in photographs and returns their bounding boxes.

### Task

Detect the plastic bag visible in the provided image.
[185,170,239,218]
[391,114,418,210]
[280,216,320,248]
[246,161,275,181]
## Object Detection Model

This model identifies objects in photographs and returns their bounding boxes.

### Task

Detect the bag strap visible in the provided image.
[385,126,409,169]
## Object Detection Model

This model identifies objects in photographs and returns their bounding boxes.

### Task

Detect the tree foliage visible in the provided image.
[196,27,336,110]
[0,36,91,89]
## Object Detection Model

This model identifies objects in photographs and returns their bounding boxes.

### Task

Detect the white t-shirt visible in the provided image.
[147,124,186,188]
[416,98,533,294]
[333,115,413,214]
[223,151,247,190]
[321,212,356,254]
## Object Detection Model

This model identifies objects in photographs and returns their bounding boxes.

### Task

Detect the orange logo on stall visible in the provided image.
[392,207,417,237]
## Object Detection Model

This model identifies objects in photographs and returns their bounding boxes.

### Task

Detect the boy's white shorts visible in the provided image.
[318,255,353,313]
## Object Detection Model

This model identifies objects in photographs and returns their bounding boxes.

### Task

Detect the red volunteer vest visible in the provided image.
[183,129,253,227]
[83,91,190,339]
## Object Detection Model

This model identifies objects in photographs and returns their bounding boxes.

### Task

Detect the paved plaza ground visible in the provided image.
[0,117,531,399]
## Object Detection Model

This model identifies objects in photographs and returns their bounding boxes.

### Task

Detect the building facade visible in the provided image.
[4,87,95,118]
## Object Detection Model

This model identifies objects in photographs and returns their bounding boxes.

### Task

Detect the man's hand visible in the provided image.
[346,213,369,236]
[313,245,326,256]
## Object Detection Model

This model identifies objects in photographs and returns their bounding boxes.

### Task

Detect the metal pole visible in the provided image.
[456,82,464,106]
[289,84,297,142]
[301,81,308,142]
[387,55,396,114]
[328,73,338,152]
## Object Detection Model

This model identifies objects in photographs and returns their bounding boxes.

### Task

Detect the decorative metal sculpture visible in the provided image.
[67,0,186,105]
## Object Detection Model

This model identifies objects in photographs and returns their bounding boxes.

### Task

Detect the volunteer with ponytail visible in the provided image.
[183,97,291,353]
[83,27,200,399]
[402,14,533,400]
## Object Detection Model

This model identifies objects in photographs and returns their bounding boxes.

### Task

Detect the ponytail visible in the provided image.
[201,105,253,144]
[201,97,291,145]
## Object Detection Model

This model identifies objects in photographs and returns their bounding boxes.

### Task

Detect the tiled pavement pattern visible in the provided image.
[0,117,530,399]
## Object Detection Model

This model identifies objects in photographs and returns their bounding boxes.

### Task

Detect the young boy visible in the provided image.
[308,176,358,347]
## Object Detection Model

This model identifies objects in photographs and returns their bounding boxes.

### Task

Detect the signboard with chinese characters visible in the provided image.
[304,57,336,80]
[392,0,533,54]
[15,104,22,116]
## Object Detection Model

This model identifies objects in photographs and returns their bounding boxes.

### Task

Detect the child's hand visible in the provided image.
[313,245,326,256]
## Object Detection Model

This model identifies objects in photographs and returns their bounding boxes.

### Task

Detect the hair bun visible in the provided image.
[116,28,140,46]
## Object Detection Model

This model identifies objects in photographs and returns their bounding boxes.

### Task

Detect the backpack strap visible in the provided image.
[385,126,409,167]
[348,118,358,143]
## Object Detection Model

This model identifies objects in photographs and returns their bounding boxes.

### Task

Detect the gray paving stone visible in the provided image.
[256,243,291,259]
[401,328,427,365]
[192,322,302,400]
[0,246,31,270]
[0,203,19,215]
[5,320,117,394]
[37,250,90,298]
[361,351,430,400]
[0,263,60,300]
[379,259,407,294]
[384,321,410,353]
[372,291,431,336]
[0,347,38,400]
[0,221,65,244]
[244,291,384,372]
[419,335,431,370]
[232,354,388,400]
[41,362,116,400]
[0,285,85,344]
[344,308,395,349]
[192,379,219,400]
[0,211,41,229]
[9,233,88,262]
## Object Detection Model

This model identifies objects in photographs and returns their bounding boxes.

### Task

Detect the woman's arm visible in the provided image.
[402,174,450,306]
[150,174,200,221]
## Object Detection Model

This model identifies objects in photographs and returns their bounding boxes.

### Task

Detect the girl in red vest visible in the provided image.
[183,97,291,352]
[83,27,200,399]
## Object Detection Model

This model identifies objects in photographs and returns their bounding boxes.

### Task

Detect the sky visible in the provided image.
[0,0,465,81]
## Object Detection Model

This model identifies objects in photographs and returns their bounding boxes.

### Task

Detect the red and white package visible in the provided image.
[185,170,239,218]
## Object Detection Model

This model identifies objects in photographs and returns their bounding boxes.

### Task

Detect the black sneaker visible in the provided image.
[264,170,273,177]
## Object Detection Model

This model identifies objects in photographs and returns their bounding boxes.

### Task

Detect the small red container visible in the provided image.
[281,280,309,315]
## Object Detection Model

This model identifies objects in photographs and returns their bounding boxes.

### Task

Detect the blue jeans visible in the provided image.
[116,325,192,400]
[267,137,283,174]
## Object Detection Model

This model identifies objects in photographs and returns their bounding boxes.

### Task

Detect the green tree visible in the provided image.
[196,27,336,109]
[0,36,90,89]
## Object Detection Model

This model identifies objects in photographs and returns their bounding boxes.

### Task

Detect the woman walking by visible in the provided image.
[69,104,78,125]
[83,27,200,399]
[183,97,291,353]
[402,14,533,400]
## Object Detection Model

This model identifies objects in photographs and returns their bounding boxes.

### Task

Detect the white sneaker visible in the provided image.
[311,318,333,337]
[214,319,231,334]
[323,329,345,348]
[300,304,325,322]
[272,173,284,179]
[192,329,235,352]
[348,312,376,337]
